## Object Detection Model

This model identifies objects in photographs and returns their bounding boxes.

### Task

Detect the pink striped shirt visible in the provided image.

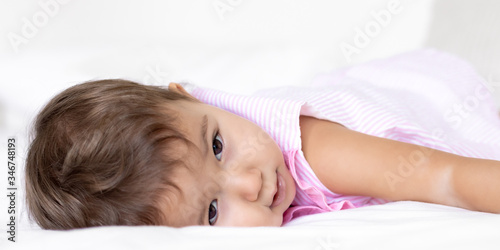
[187,49,500,223]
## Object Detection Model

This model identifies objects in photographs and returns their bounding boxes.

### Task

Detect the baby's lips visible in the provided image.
[271,172,286,208]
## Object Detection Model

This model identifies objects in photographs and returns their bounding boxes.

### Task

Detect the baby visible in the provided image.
[25,50,500,229]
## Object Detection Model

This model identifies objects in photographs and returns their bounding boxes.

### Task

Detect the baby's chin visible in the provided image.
[265,218,283,227]
[270,209,286,227]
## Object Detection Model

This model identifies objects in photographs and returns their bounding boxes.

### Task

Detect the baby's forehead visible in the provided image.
[162,154,233,227]
[158,180,199,226]
[158,159,209,227]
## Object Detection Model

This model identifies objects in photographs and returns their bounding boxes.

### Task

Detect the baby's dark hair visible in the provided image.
[25,79,193,229]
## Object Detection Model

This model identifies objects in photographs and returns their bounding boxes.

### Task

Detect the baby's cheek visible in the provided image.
[220,204,279,227]
[256,130,276,147]
[233,213,280,227]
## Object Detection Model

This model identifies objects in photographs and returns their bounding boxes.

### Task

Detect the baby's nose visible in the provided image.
[229,168,262,202]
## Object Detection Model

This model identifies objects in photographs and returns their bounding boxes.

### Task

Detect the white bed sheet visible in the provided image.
[2,1,500,249]
[7,202,500,250]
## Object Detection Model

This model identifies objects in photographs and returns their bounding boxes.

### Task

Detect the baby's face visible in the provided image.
[162,98,296,227]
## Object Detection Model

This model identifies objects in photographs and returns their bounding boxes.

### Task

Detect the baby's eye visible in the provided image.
[208,199,218,226]
[212,133,223,161]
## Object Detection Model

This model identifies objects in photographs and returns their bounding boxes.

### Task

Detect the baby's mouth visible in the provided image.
[270,171,285,208]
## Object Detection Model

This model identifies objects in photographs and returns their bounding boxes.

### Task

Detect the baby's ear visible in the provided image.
[168,82,197,100]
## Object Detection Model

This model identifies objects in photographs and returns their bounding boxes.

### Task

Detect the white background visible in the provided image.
[1,0,500,247]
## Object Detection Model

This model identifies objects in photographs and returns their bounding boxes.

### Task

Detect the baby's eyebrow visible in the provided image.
[178,184,206,226]
[200,114,208,156]
[198,114,209,226]
[192,187,207,226]
[197,206,205,226]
